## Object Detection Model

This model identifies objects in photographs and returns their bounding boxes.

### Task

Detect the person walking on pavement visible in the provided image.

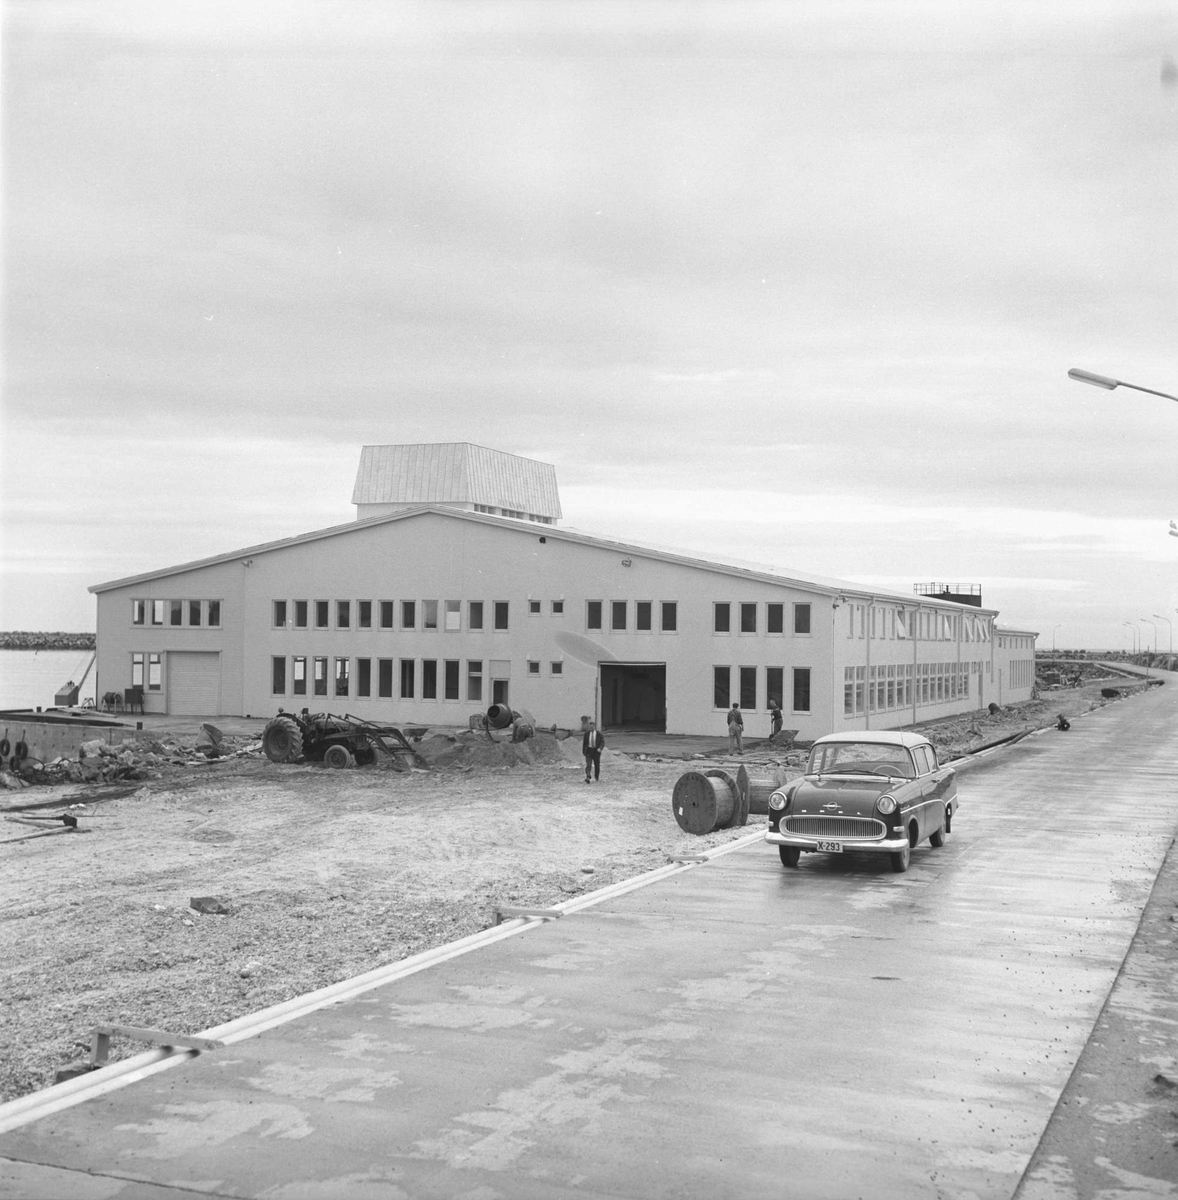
[727,703,744,755]
[583,720,604,782]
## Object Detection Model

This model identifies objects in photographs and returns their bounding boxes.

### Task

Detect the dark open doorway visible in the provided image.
[599,663,666,732]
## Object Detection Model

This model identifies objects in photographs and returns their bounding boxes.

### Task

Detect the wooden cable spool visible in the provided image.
[671,769,745,834]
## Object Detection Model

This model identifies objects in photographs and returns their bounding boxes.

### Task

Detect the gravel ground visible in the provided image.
[0,673,1150,1104]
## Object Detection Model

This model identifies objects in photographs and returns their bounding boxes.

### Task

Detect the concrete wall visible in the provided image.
[93,511,1028,737]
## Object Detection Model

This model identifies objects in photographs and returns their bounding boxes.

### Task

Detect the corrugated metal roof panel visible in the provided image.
[351,443,561,518]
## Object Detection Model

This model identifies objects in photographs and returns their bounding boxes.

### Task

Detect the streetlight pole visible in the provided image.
[1052,624,1061,652]
[1153,614,1173,654]
[1122,621,1139,654]
[1068,368,1178,404]
[1141,619,1157,653]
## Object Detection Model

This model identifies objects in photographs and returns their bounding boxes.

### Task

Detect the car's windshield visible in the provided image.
[807,742,916,779]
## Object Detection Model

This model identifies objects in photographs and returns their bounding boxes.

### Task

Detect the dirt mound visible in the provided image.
[414,729,569,770]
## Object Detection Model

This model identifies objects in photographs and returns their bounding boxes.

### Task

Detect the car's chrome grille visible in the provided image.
[784,816,886,840]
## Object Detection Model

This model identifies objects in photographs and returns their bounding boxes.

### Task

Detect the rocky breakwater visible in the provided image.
[0,631,95,650]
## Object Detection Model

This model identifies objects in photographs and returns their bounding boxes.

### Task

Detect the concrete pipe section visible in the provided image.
[2,673,1177,1198]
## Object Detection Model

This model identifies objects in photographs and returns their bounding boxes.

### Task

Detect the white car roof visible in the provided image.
[812,731,931,749]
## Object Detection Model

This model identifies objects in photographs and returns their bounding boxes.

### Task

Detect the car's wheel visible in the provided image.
[779,846,801,868]
[890,842,910,873]
[262,715,303,763]
[930,826,945,848]
[323,744,354,769]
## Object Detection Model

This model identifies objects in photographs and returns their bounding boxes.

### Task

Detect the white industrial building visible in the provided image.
[89,444,1037,738]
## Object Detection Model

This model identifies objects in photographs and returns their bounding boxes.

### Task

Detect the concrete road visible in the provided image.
[2,677,1176,1199]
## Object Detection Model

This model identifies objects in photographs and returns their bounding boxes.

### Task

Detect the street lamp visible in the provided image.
[1154,614,1173,654]
[1068,368,1178,404]
[1122,621,1139,653]
[1140,618,1157,653]
[1052,624,1061,652]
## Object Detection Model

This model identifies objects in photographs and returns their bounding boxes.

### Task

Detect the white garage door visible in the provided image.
[169,652,221,715]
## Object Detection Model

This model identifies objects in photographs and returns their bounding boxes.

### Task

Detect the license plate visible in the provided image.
[817,840,843,853]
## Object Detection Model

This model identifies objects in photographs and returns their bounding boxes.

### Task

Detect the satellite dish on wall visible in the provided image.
[554,631,616,666]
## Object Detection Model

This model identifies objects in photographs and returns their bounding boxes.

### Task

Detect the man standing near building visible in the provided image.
[727,703,744,755]
[583,720,604,782]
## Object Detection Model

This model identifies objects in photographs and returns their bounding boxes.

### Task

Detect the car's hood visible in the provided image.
[791,776,895,816]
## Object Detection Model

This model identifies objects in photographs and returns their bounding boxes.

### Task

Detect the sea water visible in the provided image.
[0,649,98,711]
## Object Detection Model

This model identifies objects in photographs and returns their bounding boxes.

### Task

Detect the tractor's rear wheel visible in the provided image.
[262,715,304,763]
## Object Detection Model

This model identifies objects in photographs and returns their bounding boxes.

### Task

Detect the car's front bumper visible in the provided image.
[765,829,909,854]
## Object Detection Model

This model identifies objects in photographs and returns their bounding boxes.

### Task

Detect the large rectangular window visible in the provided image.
[188,600,202,627]
[169,600,183,627]
[714,603,730,634]
[740,603,756,634]
[636,601,652,631]
[273,600,287,628]
[272,657,286,695]
[148,653,161,690]
[422,659,437,699]
[467,660,483,702]
[151,600,165,626]
[313,657,328,696]
[713,666,731,709]
[400,659,415,698]
[469,601,484,630]
[423,600,438,630]
[315,600,329,629]
[767,603,784,634]
[293,656,307,696]
[444,659,460,700]
[661,602,677,632]
[294,600,309,629]
[739,666,757,710]
[611,601,627,631]
[380,601,394,629]
[445,600,461,630]
[793,667,811,712]
[401,600,416,630]
[378,658,393,698]
[207,600,221,627]
[334,657,349,697]
[357,658,371,698]
[132,599,145,625]
[494,601,509,630]
[337,600,350,629]
[131,653,144,687]
[766,666,784,709]
[358,600,372,629]
[794,603,812,635]
[587,600,603,630]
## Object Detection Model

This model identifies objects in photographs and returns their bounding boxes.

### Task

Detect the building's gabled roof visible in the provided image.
[89,505,999,617]
[351,443,562,519]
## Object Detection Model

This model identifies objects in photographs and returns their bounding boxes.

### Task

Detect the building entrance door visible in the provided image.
[599,663,666,732]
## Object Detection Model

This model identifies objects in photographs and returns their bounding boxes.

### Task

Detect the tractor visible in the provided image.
[261,709,425,770]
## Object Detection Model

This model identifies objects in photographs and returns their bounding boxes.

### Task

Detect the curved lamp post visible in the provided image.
[1052,624,1061,652]
[1068,368,1178,404]
[1141,618,1157,653]
[1122,621,1139,653]
[1154,614,1173,654]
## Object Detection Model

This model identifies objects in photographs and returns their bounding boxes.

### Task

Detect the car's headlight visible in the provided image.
[768,790,788,811]
[876,795,898,815]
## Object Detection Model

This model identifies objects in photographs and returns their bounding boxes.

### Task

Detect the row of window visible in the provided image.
[712,603,811,636]
[472,504,554,524]
[132,599,222,628]
[845,603,993,644]
[712,666,812,714]
[843,661,980,717]
[272,599,514,633]
[269,656,559,704]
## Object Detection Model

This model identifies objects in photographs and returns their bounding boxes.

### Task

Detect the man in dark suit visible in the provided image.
[583,720,604,782]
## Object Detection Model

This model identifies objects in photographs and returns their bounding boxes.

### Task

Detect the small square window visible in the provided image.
[550,661,563,676]
[551,600,564,615]
[528,660,540,675]
[529,600,541,615]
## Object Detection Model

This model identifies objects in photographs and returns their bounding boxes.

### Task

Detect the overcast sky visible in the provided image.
[3,1,1176,650]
